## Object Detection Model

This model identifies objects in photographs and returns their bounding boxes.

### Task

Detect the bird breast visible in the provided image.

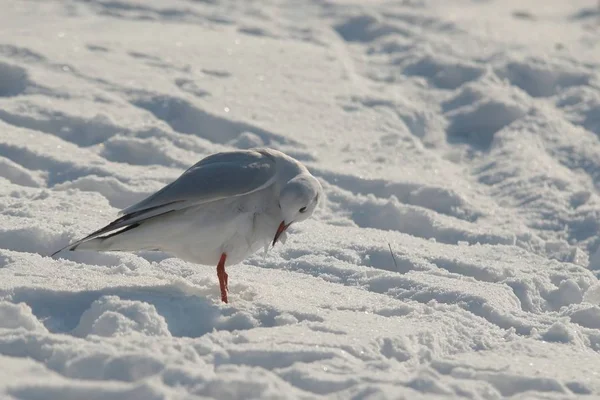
[168,188,282,266]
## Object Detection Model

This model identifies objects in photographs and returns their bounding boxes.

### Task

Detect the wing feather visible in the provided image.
[120,149,276,215]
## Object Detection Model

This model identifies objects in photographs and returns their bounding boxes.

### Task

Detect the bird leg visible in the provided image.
[217,253,228,303]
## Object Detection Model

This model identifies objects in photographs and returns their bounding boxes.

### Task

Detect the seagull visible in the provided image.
[51,148,322,303]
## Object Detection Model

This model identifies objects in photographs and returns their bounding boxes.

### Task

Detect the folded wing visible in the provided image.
[51,149,277,256]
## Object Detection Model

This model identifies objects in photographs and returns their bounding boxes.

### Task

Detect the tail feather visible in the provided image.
[50,223,142,257]
[50,201,180,257]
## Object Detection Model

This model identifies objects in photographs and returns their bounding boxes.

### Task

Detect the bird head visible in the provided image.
[272,173,322,246]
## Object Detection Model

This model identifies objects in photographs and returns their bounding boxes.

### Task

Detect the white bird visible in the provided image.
[51,148,322,303]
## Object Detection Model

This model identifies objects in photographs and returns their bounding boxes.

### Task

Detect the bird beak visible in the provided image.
[273,221,290,246]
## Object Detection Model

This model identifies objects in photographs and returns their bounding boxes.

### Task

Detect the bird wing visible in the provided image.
[51,149,277,256]
[120,148,277,215]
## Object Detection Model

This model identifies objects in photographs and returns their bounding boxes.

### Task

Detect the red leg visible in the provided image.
[217,253,228,303]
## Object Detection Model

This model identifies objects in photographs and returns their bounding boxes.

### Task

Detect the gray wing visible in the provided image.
[120,149,276,215]
[51,149,276,256]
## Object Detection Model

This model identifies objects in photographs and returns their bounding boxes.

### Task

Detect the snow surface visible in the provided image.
[1,0,600,398]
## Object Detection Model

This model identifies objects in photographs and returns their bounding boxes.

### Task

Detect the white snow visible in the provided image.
[1,0,600,398]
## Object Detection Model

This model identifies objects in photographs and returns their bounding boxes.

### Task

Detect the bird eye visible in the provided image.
[299,207,307,213]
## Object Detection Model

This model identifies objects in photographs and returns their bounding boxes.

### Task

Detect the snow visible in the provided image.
[1,0,600,398]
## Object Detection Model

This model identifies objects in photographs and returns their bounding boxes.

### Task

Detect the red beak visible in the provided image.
[273,221,290,246]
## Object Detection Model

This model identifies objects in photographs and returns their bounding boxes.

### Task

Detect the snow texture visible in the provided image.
[1,0,600,398]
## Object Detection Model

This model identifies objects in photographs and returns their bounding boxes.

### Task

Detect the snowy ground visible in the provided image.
[1,0,600,398]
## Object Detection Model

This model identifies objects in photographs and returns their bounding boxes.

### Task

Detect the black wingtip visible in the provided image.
[50,243,78,258]
[50,249,62,258]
